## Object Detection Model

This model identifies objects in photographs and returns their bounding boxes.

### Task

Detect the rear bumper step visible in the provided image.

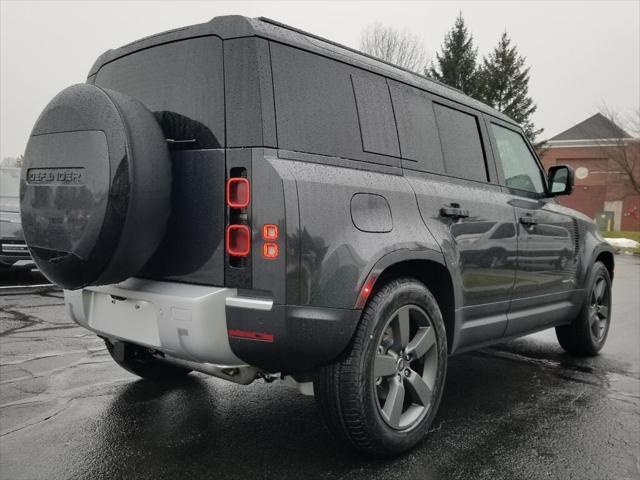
[65,278,246,366]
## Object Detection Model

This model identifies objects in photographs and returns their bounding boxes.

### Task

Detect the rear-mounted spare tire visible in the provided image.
[20,84,171,289]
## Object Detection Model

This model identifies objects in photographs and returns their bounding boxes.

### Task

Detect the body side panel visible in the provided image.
[280,155,440,309]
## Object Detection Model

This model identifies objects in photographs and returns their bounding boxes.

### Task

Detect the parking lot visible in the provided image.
[0,255,638,480]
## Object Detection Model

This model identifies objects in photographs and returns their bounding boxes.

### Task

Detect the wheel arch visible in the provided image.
[595,250,614,281]
[357,249,457,352]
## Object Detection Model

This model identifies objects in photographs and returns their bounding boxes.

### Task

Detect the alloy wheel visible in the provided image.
[373,305,438,430]
[588,276,610,342]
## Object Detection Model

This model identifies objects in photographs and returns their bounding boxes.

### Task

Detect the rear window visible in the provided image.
[433,103,488,182]
[95,37,225,149]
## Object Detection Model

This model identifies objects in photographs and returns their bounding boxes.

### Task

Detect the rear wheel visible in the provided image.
[314,278,447,457]
[104,339,191,380]
[556,261,612,356]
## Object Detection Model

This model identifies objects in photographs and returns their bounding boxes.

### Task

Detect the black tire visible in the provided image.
[314,277,448,457]
[556,261,612,356]
[104,339,192,380]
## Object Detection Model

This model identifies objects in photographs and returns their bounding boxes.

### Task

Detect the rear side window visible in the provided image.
[95,37,225,149]
[351,75,399,157]
[490,124,545,194]
[433,103,488,182]
[389,81,444,173]
[270,43,398,166]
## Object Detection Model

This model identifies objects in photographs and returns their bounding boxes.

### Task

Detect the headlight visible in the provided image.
[0,211,21,223]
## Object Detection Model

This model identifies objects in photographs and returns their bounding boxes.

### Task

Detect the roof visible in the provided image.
[88,15,514,125]
[550,113,632,141]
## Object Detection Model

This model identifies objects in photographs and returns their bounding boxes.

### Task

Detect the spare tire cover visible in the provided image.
[20,84,171,289]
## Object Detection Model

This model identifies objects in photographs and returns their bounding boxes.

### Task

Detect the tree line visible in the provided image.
[360,13,542,145]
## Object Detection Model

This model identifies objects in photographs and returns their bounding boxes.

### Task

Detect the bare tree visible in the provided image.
[597,105,640,193]
[359,23,428,73]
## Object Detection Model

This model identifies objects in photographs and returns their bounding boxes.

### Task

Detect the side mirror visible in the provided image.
[547,165,574,196]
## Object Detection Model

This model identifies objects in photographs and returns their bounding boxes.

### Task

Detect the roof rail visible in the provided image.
[256,16,465,96]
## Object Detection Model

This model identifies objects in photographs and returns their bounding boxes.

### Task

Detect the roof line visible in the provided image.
[256,17,465,96]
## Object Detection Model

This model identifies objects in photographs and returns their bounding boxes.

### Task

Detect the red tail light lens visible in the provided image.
[226,178,250,208]
[226,224,251,257]
[262,224,279,241]
[263,242,279,259]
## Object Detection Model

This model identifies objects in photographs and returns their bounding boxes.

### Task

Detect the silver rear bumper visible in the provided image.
[64,278,246,366]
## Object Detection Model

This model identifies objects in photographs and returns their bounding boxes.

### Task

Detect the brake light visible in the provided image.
[226,177,250,208]
[226,224,250,257]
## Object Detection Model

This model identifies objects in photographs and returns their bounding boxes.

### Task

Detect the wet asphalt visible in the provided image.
[0,256,638,480]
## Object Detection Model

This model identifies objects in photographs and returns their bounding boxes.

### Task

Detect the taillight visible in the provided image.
[263,242,279,259]
[262,224,279,241]
[261,223,280,259]
[226,224,250,257]
[226,171,250,261]
[226,177,250,209]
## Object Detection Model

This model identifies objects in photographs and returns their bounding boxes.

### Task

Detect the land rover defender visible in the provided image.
[20,16,615,456]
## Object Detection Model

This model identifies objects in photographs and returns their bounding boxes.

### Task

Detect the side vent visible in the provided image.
[572,219,580,256]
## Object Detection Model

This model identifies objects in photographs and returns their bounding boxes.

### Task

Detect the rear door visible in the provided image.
[93,36,227,286]
[391,83,518,351]
[486,119,577,336]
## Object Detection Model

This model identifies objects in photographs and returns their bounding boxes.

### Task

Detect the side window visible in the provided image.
[490,222,516,239]
[351,75,399,157]
[433,103,488,182]
[491,124,545,194]
[388,81,444,173]
[270,43,398,166]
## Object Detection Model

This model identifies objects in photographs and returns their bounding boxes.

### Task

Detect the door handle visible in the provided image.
[519,215,537,226]
[441,204,470,219]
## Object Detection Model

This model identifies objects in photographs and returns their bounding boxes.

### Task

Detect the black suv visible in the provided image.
[20,16,614,456]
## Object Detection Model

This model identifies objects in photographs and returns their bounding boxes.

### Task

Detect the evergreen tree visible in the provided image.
[428,13,478,95]
[477,32,543,144]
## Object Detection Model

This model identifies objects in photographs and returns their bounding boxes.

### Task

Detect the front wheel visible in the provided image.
[556,261,612,356]
[314,278,448,457]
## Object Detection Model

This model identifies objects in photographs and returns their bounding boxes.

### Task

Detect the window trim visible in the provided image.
[485,116,549,199]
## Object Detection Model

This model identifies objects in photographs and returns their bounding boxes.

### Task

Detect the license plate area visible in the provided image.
[89,293,161,347]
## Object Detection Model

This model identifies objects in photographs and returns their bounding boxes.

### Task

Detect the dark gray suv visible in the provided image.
[19,16,614,456]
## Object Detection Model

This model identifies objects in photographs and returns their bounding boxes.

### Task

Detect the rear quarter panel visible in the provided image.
[278,154,441,309]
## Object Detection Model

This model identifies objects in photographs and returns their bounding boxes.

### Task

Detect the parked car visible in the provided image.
[19,16,614,456]
[0,166,32,271]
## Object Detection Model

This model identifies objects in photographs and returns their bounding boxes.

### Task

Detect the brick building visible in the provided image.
[541,113,640,232]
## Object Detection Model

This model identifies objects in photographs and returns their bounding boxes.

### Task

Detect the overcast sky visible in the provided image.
[1,0,639,160]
